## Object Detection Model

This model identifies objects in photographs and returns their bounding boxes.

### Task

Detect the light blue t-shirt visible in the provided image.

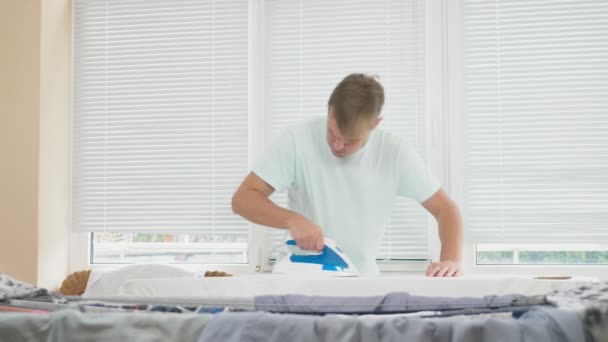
[253,117,440,275]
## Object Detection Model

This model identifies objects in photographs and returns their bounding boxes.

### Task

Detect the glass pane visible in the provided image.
[477,244,608,265]
[518,251,608,265]
[92,232,248,264]
[477,251,514,265]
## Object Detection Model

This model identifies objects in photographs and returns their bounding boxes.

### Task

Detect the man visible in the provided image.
[232,74,463,277]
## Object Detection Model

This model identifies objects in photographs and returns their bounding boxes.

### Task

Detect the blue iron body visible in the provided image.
[272,238,360,276]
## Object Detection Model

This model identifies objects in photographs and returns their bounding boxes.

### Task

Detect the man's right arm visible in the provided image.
[231,172,324,251]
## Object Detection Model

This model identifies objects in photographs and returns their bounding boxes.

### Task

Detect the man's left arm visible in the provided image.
[421,189,464,277]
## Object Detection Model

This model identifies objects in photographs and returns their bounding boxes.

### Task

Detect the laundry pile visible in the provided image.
[0,273,606,342]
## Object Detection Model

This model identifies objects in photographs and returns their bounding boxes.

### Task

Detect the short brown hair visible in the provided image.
[328,73,385,135]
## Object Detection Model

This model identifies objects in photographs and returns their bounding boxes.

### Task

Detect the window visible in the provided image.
[72,1,250,264]
[261,0,431,264]
[76,1,608,270]
[462,0,608,264]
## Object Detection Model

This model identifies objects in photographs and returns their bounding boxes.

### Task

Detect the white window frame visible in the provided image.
[68,0,451,274]
[445,0,608,279]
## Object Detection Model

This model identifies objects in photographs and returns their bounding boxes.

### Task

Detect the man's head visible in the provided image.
[326,73,385,158]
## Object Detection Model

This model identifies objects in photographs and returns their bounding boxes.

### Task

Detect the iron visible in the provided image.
[272,238,360,276]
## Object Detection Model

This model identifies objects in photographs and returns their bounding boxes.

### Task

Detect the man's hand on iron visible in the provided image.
[287,215,325,252]
[425,260,462,277]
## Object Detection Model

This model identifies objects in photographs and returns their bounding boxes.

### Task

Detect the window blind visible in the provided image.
[463,0,608,243]
[72,0,250,244]
[262,0,430,260]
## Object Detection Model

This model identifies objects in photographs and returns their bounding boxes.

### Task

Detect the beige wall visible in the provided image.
[0,0,70,288]
[0,0,42,285]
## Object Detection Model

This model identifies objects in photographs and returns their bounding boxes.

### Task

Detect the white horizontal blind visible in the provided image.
[263,0,430,260]
[72,0,250,243]
[463,0,608,243]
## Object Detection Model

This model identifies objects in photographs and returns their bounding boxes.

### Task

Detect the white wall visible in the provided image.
[38,0,71,290]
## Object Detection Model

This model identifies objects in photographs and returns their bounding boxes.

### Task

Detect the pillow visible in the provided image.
[83,264,197,297]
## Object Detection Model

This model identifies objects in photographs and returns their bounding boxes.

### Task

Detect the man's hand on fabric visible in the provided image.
[425,260,462,277]
[287,214,325,252]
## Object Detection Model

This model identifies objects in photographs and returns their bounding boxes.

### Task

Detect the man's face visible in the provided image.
[326,108,379,158]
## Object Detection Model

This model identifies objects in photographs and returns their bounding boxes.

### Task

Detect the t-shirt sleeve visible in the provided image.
[252,130,296,192]
[396,141,441,203]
